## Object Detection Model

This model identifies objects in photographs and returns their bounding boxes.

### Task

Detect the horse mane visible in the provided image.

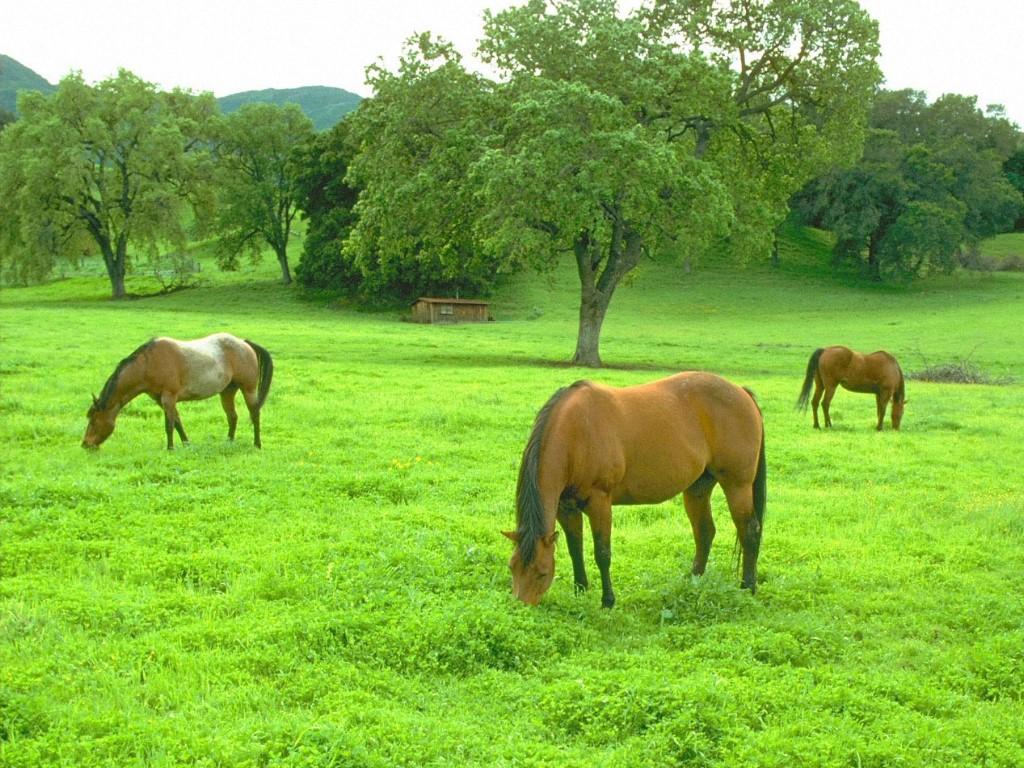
[515,380,587,566]
[93,340,156,411]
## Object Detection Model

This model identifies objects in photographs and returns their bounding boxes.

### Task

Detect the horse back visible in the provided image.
[543,372,762,504]
[162,334,255,400]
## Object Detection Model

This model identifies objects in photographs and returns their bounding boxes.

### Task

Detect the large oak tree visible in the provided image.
[477,0,880,365]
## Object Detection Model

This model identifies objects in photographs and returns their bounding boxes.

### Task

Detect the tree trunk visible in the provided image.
[572,291,611,367]
[569,223,643,367]
[99,234,128,299]
[275,244,292,285]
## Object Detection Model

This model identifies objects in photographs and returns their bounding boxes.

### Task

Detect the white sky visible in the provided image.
[3,0,1023,126]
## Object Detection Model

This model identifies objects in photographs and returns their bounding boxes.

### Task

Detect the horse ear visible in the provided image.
[92,393,99,404]
[543,530,560,546]
[501,530,519,543]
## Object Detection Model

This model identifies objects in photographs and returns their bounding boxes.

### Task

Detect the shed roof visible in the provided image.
[412,297,489,306]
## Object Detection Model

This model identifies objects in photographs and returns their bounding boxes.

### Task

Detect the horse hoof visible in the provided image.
[601,595,616,609]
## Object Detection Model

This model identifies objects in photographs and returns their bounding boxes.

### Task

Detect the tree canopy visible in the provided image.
[0,70,216,296]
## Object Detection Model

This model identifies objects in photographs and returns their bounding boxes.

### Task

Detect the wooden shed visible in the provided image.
[410,297,490,324]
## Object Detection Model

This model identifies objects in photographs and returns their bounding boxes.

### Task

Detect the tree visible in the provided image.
[293,119,362,292]
[342,35,508,300]
[0,108,14,131]
[474,0,880,365]
[0,70,216,297]
[213,102,315,285]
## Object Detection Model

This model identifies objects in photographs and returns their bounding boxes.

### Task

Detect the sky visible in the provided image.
[3,0,1023,126]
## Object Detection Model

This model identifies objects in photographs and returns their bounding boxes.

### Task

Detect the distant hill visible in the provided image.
[217,86,362,131]
[0,54,56,112]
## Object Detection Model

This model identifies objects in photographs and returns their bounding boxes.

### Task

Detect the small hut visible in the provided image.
[410,297,490,324]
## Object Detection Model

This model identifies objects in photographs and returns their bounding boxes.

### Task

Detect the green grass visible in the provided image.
[978,232,1024,260]
[2,237,1023,766]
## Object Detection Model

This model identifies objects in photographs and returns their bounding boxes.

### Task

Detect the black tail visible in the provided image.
[736,387,767,573]
[514,382,583,566]
[753,427,767,528]
[796,348,824,411]
[245,339,274,408]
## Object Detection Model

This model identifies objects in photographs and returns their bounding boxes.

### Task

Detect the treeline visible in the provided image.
[791,90,1023,279]
[0,71,315,297]
[1,1,1022,366]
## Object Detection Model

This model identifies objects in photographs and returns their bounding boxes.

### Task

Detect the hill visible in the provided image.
[0,54,56,112]
[217,85,362,131]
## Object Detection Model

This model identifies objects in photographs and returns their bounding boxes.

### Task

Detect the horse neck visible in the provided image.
[104,358,148,413]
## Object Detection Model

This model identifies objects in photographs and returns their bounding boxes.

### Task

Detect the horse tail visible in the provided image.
[796,348,824,411]
[753,426,767,528]
[245,339,274,408]
[895,365,906,403]
[515,382,583,566]
[741,387,767,527]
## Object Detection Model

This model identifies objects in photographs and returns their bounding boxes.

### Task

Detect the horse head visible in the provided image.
[82,397,115,449]
[503,529,559,605]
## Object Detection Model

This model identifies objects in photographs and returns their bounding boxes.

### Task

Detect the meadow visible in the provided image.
[2,232,1023,767]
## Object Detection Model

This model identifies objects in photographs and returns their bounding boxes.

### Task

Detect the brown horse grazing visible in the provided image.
[83,333,273,450]
[504,372,767,608]
[796,346,906,431]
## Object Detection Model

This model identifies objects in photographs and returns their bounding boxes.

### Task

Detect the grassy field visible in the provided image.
[2,235,1023,767]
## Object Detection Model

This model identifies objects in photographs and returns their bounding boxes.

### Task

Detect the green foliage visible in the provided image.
[1002,148,1024,229]
[213,102,316,285]
[342,35,507,301]
[2,228,1023,766]
[293,120,362,292]
[0,70,218,297]
[217,86,362,132]
[794,89,1023,279]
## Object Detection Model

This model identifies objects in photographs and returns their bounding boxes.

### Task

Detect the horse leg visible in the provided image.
[557,502,588,594]
[586,492,616,608]
[241,387,262,448]
[159,394,181,450]
[875,389,891,431]
[821,384,838,428]
[220,387,239,441]
[174,416,189,445]
[721,481,762,593]
[810,378,824,429]
[683,482,715,576]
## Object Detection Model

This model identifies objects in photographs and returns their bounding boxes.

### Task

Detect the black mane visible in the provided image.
[92,340,156,412]
[515,380,587,565]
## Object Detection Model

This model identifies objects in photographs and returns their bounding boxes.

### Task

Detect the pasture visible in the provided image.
[2,237,1023,766]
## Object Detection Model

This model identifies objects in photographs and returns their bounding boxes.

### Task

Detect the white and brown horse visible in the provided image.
[505,372,767,607]
[83,333,273,449]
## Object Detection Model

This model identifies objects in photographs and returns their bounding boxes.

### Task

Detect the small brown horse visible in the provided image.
[504,372,766,608]
[796,346,906,430]
[83,333,273,450]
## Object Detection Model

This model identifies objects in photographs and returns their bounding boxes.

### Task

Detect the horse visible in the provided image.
[82,333,273,450]
[504,371,767,608]
[796,346,906,431]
